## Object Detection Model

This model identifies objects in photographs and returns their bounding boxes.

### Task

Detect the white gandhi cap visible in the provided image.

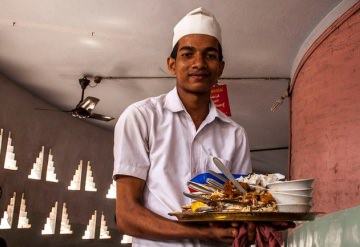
[172,7,222,48]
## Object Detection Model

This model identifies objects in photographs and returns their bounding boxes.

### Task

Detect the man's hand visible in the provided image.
[208,221,256,244]
[208,220,296,245]
[269,221,296,231]
[208,222,238,243]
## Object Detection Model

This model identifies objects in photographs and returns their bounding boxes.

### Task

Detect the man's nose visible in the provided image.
[192,54,207,69]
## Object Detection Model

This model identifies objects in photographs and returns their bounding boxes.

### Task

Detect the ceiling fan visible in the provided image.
[36,76,114,122]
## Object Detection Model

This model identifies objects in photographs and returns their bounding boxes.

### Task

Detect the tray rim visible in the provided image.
[169,211,319,222]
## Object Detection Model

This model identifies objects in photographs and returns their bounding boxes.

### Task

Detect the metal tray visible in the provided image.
[169,211,318,222]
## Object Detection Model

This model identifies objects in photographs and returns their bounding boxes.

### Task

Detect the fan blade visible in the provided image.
[89,113,115,122]
[35,107,72,113]
[77,96,99,113]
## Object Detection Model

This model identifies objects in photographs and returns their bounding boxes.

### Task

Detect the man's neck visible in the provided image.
[178,90,210,129]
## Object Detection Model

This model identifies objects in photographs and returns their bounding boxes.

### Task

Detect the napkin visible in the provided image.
[232,224,283,247]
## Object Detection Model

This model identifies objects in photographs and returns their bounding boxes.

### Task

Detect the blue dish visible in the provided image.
[190,172,248,185]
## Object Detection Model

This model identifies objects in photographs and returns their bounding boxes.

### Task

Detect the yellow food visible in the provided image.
[191,201,207,212]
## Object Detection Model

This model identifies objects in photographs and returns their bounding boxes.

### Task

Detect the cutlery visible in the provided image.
[249,184,267,191]
[206,178,224,190]
[208,170,228,183]
[183,192,212,204]
[187,181,215,194]
[194,206,217,212]
[212,157,247,195]
[183,192,245,205]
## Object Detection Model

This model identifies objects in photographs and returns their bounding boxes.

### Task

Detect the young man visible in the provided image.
[113,7,252,246]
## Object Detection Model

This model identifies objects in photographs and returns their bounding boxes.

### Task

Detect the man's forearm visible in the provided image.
[116,200,209,241]
[115,176,210,241]
[115,176,236,243]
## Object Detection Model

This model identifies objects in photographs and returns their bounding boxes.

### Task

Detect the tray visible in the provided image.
[169,211,318,222]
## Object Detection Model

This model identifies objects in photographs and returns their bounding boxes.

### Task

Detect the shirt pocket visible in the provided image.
[202,156,232,173]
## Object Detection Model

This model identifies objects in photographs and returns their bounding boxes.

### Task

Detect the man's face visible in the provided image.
[167,34,225,95]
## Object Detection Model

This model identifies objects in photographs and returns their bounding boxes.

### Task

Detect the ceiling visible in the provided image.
[0,0,344,174]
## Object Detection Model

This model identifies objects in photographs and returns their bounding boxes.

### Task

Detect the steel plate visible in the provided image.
[169,211,319,222]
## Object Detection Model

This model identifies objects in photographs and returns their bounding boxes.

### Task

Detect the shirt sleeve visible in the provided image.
[232,127,252,175]
[113,105,150,180]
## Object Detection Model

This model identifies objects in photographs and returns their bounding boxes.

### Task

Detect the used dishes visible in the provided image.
[267,178,314,212]
[267,178,314,190]
[268,188,312,196]
[185,172,315,214]
[271,192,312,204]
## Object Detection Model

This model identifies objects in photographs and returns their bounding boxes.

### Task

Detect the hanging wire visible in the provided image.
[271,80,291,112]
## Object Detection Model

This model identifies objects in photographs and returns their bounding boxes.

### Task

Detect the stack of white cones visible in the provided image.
[41,202,58,234]
[0,192,16,229]
[46,149,58,182]
[106,180,116,199]
[68,160,83,190]
[60,203,73,234]
[121,235,133,244]
[17,193,31,229]
[82,210,97,239]
[28,146,45,180]
[99,212,111,239]
[4,131,17,170]
[85,161,97,192]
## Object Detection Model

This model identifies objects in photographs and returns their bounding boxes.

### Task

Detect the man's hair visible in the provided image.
[170,42,224,62]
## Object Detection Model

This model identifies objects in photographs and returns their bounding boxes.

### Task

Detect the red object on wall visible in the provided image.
[210,84,231,116]
[290,3,360,214]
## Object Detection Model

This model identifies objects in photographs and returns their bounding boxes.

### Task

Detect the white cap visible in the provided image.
[172,7,222,48]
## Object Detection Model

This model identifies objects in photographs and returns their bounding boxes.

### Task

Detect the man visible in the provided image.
[113,7,252,246]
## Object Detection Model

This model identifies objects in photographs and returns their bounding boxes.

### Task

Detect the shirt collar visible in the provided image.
[164,87,184,112]
[164,87,231,124]
[208,100,232,124]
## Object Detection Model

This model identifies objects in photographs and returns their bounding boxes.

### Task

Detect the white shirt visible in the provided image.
[113,87,252,247]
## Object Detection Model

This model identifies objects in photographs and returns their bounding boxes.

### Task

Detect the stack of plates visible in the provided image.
[267,178,314,213]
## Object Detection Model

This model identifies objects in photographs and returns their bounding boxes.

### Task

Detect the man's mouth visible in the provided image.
[188,73,210,79]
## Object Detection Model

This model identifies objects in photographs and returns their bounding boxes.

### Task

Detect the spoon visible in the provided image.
[212,157,247,195]
[187,181,215,194]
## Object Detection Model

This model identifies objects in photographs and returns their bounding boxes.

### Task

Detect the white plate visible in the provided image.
[277,203,312,213]
[271,192,312,204]
[269,188,313,196]
[267,178,314,190]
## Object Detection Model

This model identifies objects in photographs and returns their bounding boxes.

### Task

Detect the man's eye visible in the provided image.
[207,54,217,59]
[181,53,192,58]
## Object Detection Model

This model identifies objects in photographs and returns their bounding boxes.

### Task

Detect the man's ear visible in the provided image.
[218,61,225,77]
[167,57,176,75]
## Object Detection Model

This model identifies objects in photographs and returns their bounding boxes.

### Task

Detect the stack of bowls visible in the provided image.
[267,178,314,213]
